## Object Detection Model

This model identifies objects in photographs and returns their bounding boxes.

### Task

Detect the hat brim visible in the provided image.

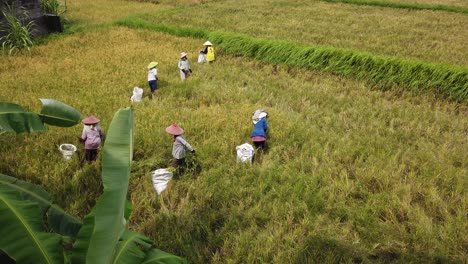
[165,126,184,135]
[82,116,100,125]
[147,62,158,69]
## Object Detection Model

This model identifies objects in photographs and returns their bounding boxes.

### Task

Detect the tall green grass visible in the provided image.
[323,0,468,14]
[0,4,34,55]
[117,17,468,101]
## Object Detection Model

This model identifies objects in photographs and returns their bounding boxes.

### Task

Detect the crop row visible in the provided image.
[118,17,468,101]
[322,0,468,14]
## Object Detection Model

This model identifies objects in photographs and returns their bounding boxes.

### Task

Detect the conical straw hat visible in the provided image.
[203,41,212,46]
[147,61,158,69]
[82,115,100,125]
[165,124,184,135]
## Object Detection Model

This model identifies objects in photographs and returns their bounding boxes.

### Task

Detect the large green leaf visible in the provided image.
[0,185,64,264]
[141,249,187,264]
[112,230,152,264]
[39,99,81,127]
[0,173,82,237]
[0,250,15,264]
[71,213,96,264]
[0,102,45,133]
[72,107,134,264]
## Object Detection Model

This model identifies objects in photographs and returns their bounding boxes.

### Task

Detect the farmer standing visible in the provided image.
[200,41,215,63]
[147,61,158,98]
[165,124,195,170]
[178,52,192,80]
[80,115,102,162]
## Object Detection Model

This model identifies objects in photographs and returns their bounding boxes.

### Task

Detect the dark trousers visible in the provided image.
[172,158,186,176]
[148,80,157,93]
[171,158,185,168]
[253,141,266,150]
[85,149,98,162]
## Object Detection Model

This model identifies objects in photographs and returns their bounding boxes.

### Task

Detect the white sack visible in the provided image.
[151,168,173,195]
[236,143,254,164]
[131,86,144,102]
[198,52,206,63]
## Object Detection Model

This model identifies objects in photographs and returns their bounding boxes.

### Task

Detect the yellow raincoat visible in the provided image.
[206,46,215,62]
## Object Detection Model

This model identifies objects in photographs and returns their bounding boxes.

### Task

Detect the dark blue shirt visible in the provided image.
[251,118,268,138]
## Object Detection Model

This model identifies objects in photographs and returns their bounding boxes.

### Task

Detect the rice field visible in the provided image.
[323,0,468,13]
[0,0,467,263]
[144,0,468,66]
[375,0,468,8]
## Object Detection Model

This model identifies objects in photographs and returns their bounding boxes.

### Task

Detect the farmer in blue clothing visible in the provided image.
[251,110,269,151]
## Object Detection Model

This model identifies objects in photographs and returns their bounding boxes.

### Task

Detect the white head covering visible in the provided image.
[252,110,268,124]
[203,41,212,46]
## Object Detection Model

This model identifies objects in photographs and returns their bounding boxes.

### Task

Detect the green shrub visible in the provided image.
[0,4,34,55]
[41,0,65,16]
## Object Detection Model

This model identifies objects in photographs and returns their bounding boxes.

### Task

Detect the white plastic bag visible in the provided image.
[151,169,173,195]
[130,86,143,102]
[236,143,254,164]
[198,52,206,63]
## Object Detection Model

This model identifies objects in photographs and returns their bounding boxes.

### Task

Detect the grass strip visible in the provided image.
[322,0,468,14]
[117,17,468,101]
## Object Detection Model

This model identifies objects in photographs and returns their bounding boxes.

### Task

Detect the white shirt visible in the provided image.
[178,59,190,71]
[148,68,157,81]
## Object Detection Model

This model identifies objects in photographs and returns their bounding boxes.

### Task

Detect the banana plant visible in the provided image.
[0,99,81,134]
[0,107,186,264]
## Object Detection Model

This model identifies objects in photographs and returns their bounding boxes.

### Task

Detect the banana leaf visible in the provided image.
[72,107,134,264]
[71,213,96,264]
[0,173,82,237]
[0,250,15,264]
[112,230,152,264]
[0,102,45,133]
[39,99,81,127]
[141,249,187,264]
[0,185,64,264]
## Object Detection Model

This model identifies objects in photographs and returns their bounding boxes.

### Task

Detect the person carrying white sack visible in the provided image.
[178,52,192,80]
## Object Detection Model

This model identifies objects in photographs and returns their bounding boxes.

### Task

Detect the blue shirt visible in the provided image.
[251,118,268,138]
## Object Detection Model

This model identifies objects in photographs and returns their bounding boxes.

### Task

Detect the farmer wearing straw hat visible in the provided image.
[147,61,159,98]
[200,41,215,63]
[80,115,102,162]
[165,124,195,170]
[178,52,192,80]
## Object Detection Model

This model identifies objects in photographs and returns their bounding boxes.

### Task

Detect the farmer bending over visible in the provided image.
[165,124,195,172]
